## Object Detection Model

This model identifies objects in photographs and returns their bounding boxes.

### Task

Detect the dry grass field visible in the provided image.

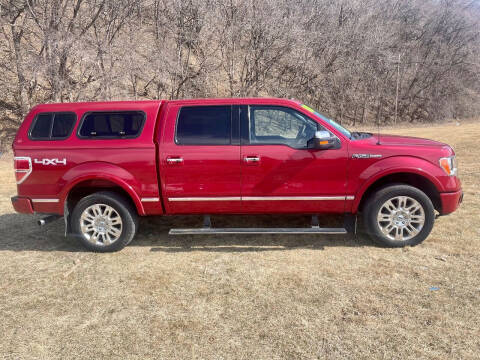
[0,121,479,359]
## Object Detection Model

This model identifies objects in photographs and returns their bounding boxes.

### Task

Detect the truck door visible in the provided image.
[240,105,349,214]
[159,103,242,214]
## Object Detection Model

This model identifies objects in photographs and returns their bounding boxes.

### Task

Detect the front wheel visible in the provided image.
[363,184,435,247]
[71,191,139,252]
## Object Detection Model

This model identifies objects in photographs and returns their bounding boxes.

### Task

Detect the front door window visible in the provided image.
[249,106,319,149]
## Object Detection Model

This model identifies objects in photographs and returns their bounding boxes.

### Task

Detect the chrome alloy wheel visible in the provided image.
[376,196,425,241]
[80,204,123,246]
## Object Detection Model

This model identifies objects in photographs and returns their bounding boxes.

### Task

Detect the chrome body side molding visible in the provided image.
[168,195,355,202]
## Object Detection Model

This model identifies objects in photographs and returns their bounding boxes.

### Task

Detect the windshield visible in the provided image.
[301,104,352,138]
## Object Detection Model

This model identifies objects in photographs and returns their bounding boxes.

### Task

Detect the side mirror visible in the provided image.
[307,131,339,150]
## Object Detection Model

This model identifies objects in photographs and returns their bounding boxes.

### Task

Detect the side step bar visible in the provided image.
[169,215,354,236]
[169,227,347,235]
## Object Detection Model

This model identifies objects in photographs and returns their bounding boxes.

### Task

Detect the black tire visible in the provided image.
[363,184,435,247]
[71,191,138,252]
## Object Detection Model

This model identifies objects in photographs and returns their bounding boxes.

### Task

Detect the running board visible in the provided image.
[169,227,347,235]
[169,215,354,236]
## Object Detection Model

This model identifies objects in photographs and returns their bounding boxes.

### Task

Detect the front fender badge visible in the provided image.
[352,154,383,159]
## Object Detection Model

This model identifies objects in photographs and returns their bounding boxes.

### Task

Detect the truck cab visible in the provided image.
[12,98,463,251]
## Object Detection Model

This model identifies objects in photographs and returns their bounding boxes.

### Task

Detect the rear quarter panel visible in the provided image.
[13,101,163,215]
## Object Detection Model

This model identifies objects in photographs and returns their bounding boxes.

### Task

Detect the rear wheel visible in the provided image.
[71,191,138,252]
[363,184,435,247]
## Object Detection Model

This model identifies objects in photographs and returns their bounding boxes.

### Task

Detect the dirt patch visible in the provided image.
[0,123,479,359]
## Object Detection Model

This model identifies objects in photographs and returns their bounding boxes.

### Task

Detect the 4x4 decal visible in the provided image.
[34,158,67,166]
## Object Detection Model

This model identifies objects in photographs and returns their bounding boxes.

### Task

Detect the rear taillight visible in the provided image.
[14,156,32,184]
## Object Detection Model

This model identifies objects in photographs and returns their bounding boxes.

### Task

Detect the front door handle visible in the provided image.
[166,157,183,164]
[244,156,260,163]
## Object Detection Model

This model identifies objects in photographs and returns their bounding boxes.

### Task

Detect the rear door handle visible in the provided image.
[166,157,183,164]
[244,156,260,163]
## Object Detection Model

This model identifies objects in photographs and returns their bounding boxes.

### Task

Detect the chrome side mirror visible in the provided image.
[307,131,339,150]
[315,131,331,140]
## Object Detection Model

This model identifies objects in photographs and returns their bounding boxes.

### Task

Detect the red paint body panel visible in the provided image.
[240,145,348,213]
[158,103,242,214]
[237,98,350,214]
[440,190,463,215]
[13,101,163,216]
[11,196,34,214]
[11,97,462,221]
[346,135,461,213]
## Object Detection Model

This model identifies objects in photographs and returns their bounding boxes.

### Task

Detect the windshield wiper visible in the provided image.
[351,131,372,140]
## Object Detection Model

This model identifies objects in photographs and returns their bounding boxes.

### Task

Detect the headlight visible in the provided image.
[439,156,457,176]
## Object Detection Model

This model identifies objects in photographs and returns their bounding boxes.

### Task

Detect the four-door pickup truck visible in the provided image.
[11,98,463,252]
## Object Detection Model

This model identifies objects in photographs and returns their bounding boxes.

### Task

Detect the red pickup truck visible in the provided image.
[11,98,462,252]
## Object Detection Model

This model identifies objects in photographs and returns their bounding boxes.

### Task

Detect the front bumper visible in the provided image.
[440,190,463,215]
[11,196,34,214]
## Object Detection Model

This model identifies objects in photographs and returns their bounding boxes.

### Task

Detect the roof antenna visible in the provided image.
[376,106,381,145]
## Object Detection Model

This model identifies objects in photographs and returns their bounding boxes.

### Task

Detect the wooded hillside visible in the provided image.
[1,0,479,146]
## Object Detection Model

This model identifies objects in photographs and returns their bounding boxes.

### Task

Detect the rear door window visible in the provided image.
[176,106,232,145]
[29,112,76,140]
[78,111,145,139]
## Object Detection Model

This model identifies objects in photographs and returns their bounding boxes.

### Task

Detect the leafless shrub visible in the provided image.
[0,0,479,146]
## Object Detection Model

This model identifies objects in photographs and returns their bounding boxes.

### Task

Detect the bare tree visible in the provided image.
[1,0,479,147]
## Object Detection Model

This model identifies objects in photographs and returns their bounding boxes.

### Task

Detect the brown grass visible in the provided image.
[0,121,479,359]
